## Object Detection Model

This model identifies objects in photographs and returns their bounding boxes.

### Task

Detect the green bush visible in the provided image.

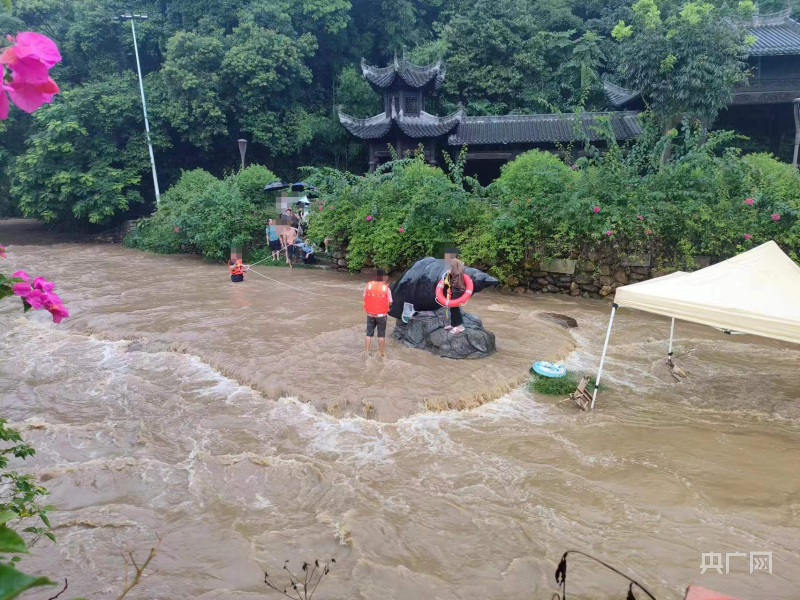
[306,153,482,271]
[528,373,599,395]
[125,165,278,259]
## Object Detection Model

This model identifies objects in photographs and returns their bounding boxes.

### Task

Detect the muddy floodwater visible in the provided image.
[1,220,799,599]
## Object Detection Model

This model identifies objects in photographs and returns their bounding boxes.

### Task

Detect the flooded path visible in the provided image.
[1,220,798,599]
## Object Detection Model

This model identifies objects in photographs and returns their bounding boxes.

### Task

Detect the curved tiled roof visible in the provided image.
[337,111,392,139]
[361,56,446,89]
[603,80,641,108]
[746,16,800,56]
[338,105,463,139]
[447,111,642,145]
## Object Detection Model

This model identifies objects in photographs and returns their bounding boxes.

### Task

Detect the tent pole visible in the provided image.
[591,304,617,410]
[667,318,675,360]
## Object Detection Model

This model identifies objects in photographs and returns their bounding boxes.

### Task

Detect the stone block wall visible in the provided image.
[502,250,656,300]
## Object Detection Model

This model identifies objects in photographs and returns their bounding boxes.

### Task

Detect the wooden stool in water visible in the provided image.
[568,377,593,411]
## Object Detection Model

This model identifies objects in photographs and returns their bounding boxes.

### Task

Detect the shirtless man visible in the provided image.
[277,216,297,269]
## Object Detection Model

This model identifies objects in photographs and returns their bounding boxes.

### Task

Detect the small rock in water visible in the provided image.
[538,312,578,328]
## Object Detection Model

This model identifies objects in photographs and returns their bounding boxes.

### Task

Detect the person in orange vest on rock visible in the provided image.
[363,269,392,357]
[228,249,249,283]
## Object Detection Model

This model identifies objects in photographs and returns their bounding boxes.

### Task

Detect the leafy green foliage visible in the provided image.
[126,164,279,259]
[613,0,751,129]
[306,151,482,271]
[0,563,54,600]
[303,128,799,279]
[10,74,153,225]
[528,373,599,395]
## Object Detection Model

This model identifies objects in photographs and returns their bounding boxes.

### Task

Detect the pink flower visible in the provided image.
[12,282,32,297]
[398,227,404,233]
[32,276,55,292]
[744,198,754,206]
[328,206,333,210]
[4,33,61,68]
[174,226,179,232]
[0,32,61,118]
[646,229,653,235]
[593,206,601,213]
[605,230,613,236]
[637,215,644,220]
[46,302,69,323]
[319,206,323,211]
[744,233,752,240]
[571,164,578,170]
[365,215,373,221]
[12,270,29,281]
[0,244,5,258]
[771,213,781,221]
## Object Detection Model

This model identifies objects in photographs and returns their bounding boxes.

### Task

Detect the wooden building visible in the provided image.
[606,11,800,159]
[339,11,800,177]
[337,57,640,181]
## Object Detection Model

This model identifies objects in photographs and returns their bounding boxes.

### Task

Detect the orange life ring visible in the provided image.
[435,273,474,308]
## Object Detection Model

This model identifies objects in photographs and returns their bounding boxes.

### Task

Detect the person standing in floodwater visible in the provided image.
[363,269,392,357]
[443,257,466,334]
[229,251,249,283]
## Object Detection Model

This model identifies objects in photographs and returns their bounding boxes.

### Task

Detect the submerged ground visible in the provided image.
[2,220,799,599]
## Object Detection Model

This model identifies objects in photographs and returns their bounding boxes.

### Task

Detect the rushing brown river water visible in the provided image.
[1,220,799,600]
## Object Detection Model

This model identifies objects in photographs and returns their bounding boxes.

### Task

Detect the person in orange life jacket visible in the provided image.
[443,255,466,335]
[363,269,392,357]
[228,251,249,283]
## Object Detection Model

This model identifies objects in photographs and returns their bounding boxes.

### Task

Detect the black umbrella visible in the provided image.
[263,180,290,193]
[291,181,316,192]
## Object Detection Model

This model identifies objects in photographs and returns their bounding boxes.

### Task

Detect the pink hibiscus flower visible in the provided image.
[744,233,752,240]
[398,227,404,233]
[744,198,754,206]
[593,206,601,213]
[771,213,781,221]
[365,215,373,221]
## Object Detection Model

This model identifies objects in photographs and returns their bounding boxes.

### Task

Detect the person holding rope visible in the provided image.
[277,216,298,269]
[228,248,249,283]
[442,254,466,335]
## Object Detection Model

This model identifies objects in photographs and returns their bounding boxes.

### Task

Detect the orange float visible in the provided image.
[435,273,474,307]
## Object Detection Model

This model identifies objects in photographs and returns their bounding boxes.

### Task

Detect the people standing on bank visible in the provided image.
[266,218,281,261]
[278,216,298,268]
[443,257,466,334]
[363,269,392,357]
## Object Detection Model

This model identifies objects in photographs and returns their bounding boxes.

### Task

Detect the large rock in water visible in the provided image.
[388,257,499,320]
[393,308,496,359]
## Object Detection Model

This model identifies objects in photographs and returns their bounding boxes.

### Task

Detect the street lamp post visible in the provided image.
[114,11,161,205]
[237,139,248,170]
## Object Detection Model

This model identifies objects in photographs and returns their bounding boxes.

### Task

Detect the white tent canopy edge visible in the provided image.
[590,241,800,409]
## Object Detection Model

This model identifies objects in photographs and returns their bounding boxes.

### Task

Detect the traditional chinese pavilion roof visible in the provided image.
[603,80,641,108]
[338,105,464,140]
[361,56,446,90]
[447,111,642,145]
[746,11,800,56]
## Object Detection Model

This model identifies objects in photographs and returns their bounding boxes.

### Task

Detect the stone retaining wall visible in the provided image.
[500,250,671,300]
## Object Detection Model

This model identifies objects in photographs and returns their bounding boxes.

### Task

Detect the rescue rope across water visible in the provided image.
[246,267,363,306]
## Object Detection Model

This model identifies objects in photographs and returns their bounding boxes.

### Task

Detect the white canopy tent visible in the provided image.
[591,241,800,409]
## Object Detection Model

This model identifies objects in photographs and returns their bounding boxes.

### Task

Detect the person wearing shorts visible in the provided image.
[266,218,281,259]
[363,269,392,357]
